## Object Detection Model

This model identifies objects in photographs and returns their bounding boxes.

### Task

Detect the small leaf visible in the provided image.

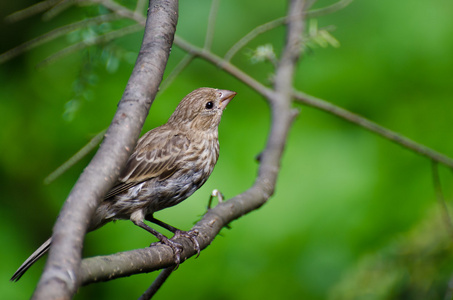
[250,44,276,64]
[63,99,80,122]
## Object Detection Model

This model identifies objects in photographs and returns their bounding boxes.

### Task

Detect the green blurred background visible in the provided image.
[2,0,453,299]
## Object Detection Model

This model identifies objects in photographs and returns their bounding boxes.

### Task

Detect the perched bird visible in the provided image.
[11,87,236,281]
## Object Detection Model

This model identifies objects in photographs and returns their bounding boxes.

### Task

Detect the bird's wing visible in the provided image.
[104,128,190,199]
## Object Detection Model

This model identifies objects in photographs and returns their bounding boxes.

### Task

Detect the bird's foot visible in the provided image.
[133,217,183,267]
[153,235,183,266]
[172,229,200,258]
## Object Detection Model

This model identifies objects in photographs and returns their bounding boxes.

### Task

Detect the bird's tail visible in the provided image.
[10,237,52,282]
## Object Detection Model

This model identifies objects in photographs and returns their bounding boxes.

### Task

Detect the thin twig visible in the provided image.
[138,267,174,300]
[95,0,146,25]
[174,35,274,99]
[224,0,353,61]
[224,16,287,62]
[42,0,78,21]
[0,13,120,64]
[135,0,147,15]
[160,53,195,93]
[293,91,453,169]
[44,129,106,184]
[203,0,220,51]
[37,23,143,67]
[308,0,353,18]
[5,0,62,23]
[431,161,453,239]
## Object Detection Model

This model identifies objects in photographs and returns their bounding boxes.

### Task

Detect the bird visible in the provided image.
[11,87,237,281]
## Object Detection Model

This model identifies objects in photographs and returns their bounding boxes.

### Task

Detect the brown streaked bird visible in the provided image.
[11,87,236,281]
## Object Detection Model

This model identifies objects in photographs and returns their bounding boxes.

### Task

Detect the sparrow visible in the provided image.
[11,87,236,281]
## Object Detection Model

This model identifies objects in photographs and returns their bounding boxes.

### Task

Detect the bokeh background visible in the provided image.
[2,0,453,299]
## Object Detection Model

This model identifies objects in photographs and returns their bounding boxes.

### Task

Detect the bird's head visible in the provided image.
[167,87,237,131]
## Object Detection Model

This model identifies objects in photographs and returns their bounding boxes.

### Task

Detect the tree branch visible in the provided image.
[139,267,175,300]
[79,0,306,285]
[293,91,453,168]
[31,0,178,299]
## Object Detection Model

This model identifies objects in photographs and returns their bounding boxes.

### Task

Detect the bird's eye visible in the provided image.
[205,101,214,109]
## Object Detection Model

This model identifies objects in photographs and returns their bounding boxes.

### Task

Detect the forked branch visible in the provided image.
[80,0,308,285]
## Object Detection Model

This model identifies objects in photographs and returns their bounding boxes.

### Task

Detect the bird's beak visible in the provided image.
[218,89,237,110]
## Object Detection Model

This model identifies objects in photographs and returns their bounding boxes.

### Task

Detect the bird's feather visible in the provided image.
[105,128,190,200]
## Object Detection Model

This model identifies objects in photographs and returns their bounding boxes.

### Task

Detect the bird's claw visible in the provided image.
[156,236,183,267]
[172,229,201,258]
